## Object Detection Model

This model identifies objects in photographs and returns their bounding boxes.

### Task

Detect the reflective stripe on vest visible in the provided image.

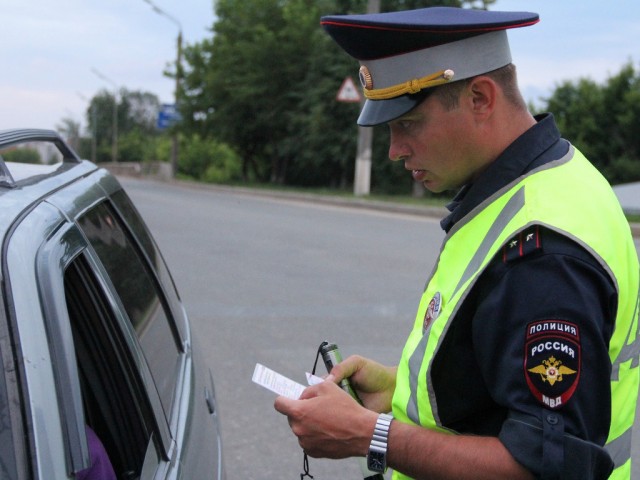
[391,147,640,480]
[607,288,640,480]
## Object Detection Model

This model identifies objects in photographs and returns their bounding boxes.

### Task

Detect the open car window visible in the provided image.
[65,256,153,479]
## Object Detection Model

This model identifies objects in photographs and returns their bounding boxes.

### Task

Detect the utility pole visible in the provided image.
[142,0,182,178]
[353,0,380,196]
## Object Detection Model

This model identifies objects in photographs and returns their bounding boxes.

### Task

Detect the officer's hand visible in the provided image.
[274,380,377,458]
[327,355,397,413]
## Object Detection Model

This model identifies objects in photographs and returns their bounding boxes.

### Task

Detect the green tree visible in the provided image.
[120,91,161,135]
[85,89,162,163]
[56,117,82,152]
[86,89,117,162]
[544,63,640,184]
[182,0,319,183]
[180,0,472,191]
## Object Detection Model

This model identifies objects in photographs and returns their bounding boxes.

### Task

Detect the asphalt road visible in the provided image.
[119,177,640,480]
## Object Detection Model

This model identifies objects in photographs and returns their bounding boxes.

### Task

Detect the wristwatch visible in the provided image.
[367,413,393,473]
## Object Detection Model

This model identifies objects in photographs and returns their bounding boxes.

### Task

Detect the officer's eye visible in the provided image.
[390,119,413,131]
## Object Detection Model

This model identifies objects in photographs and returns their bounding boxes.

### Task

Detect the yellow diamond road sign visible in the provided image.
[337,76,361,103]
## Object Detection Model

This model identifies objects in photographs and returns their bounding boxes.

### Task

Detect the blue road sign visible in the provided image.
[157,103,182,130]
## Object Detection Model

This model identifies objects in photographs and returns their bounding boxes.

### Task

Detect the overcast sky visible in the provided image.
[2,0,639,132]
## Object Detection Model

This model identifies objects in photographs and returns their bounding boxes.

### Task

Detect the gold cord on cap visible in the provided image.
[363,69,455,100]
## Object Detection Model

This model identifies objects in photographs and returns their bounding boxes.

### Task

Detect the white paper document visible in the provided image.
[252,363,324,399]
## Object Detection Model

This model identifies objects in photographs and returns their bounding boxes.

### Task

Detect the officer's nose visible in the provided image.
[388,133,410,162]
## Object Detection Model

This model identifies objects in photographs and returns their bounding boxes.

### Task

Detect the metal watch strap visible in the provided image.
[367,413,393,473]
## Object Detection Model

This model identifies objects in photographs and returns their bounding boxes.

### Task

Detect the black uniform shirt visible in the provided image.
[432,114,617,479]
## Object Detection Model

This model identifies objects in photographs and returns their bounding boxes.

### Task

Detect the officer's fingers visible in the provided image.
[298,383,327,400]
[328,354,367,382]
[274,395,297,416]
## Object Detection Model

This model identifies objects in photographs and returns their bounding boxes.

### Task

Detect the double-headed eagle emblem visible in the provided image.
[528,356,577,386]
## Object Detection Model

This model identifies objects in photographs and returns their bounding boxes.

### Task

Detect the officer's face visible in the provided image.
[387,89,484,193]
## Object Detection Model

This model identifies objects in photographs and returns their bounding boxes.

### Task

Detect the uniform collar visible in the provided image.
[441,113,568,232]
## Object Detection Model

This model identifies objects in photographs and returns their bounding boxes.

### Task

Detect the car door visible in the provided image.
[4,170,222,479]
[50,171,223,479]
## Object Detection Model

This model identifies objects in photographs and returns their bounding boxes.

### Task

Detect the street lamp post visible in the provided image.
[142,0,182,178]
[91,68,119,163]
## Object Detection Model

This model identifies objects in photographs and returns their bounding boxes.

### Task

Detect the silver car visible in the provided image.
[0,129,225,480]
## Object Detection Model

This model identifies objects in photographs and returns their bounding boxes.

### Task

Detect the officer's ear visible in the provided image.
[467,76,498,120]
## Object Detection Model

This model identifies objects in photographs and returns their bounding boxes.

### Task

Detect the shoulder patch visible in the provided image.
[502,225,542,263]
[524,320,581,409]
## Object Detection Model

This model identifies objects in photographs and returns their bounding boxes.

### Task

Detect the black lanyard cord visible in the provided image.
[299,341,330,479]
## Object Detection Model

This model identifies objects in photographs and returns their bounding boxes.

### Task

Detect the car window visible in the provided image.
[109,189,187,340]
[76,201,181,415]
[65,255,157,479]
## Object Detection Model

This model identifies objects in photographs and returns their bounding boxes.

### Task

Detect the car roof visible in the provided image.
[0,129,99,241]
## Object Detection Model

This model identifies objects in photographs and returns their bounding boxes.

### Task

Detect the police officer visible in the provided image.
[274,7,640,480]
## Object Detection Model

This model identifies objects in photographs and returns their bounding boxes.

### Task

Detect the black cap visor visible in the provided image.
[357,90,432,126]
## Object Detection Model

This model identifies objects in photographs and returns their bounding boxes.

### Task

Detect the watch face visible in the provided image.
[368,451,386,472]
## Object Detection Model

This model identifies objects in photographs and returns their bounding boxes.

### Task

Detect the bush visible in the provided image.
[178,136,242,183]
[118,130,150,163]
[2,148,41,164]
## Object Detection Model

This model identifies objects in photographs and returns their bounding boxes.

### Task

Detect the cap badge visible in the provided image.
[359,65,373,90]
[423,292,442,333]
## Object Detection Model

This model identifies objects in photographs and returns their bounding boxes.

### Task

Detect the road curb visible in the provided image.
[170,178,450,219]
[136,176,640,238]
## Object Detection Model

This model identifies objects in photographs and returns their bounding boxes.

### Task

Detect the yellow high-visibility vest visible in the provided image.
[391,147,639,480]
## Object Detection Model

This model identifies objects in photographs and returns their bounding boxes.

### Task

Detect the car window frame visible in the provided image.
[3,169,196,478]
[44,172,188,436]
[90,186,193,438]
[76,199,184,416]
[33,211,174,475]
[4,200,83,479]
[109,188,189,343]
[64,252,166,478]
[35,223,92,475]
[0,291,22,480]
[71,231,174,454]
